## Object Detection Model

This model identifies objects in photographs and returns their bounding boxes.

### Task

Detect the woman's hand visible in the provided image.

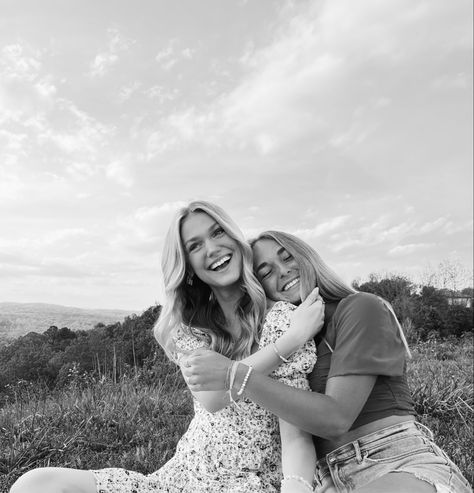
[181,348,231,392]
[288,287,325,345]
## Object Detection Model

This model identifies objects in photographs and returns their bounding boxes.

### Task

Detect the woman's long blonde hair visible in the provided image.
[251,231,412,357]
[251,231,356,303]
[155,201,266,361]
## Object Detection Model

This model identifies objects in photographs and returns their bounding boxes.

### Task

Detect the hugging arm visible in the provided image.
[185,294,404,438]
[182,289,324,412]
[238,370,376,439]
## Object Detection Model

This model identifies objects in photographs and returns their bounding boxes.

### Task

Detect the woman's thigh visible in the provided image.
[355,472,436,493]
[10,467,97,493]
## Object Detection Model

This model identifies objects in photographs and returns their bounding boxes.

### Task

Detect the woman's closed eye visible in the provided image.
[259,268,272,280]
[281,251,293,261]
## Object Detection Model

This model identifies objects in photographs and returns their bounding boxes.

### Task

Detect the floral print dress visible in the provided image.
[92,301,316,492]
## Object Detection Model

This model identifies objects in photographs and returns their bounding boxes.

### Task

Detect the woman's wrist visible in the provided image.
[231,362,251,396]
[277,331,303,357]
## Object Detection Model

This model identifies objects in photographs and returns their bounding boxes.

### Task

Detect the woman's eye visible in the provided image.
[260,269,272,279]
[283,253,293,261]
[188,242,200,253]
[212,227,225,237]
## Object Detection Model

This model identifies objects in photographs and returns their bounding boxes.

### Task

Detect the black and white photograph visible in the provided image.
[1,1,472,492]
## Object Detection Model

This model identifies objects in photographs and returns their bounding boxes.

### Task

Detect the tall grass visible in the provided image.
[1,337,473,492]
[406,335,473,484]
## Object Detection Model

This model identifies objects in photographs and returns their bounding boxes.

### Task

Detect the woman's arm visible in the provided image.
[234,368,376,439]
[279,419,316,493]
[184,289,324,412]
[183,350,376,438]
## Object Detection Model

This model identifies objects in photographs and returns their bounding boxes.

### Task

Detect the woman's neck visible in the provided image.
[212,286,242,338]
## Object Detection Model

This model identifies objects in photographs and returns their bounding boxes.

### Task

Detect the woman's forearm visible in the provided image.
[238,369,346,439]
[236,367,376,439]
[243,331,303,372]
[190,332,303,413]
[279,419,316,484]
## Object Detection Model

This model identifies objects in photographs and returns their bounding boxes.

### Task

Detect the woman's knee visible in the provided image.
[10,467,96,493]
[10,468,56,493]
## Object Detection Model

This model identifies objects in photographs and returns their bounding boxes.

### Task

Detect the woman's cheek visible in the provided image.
[263,279,279,301]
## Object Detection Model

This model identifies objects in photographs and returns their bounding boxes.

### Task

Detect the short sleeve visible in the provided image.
[172,325,210,360]
[328,293,406,378]
[259,301,317,389]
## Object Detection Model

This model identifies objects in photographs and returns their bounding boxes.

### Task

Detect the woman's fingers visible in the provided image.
[180,348,231,391]
[301,287,319,305]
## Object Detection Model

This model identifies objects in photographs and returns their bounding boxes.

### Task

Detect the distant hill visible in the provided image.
[0,302,135,343]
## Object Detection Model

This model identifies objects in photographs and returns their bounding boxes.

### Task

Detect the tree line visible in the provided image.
[0,276,472,399]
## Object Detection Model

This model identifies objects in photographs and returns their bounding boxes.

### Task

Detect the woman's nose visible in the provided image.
[278,264,291,277]
[205,239,220,257]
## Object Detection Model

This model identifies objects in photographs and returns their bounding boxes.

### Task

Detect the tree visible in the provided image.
[353,273,416,323]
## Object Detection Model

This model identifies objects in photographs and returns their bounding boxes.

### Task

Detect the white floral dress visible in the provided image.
[92,301,316,492]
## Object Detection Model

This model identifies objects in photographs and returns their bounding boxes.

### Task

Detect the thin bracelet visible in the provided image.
[272,342,290,363]
[236,365,253,396]
[224,362,233,390]
[228,361,240,407]
[281,475,313,492]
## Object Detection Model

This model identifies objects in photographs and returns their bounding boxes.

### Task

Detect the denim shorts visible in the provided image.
[314,420,472,493]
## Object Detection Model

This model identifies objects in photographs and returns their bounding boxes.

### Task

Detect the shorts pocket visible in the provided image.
[362,435,432,464]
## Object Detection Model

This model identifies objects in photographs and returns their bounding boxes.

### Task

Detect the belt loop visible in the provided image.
[415,421,434,441]
[353,440,363,464]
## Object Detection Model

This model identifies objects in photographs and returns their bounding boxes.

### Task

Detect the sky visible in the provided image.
[0,0,472,311]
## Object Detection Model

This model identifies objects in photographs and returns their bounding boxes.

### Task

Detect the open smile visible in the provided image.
[281,277,300,292]
[208,254,232,272]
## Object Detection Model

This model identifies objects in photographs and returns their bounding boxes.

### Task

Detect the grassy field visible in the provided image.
[1,336,472,492]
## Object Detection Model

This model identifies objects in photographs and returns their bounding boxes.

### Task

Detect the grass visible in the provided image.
[1,336,473,492]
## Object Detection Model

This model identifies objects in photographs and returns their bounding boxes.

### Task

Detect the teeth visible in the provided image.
[210,255,231,270]
[283,278,299,291]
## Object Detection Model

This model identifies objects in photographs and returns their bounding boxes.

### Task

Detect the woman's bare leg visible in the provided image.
[355,472,436,493]
[10,467,97,493]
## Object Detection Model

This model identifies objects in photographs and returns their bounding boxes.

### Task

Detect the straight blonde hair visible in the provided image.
[252,231,411,356]
[155,201,266,361]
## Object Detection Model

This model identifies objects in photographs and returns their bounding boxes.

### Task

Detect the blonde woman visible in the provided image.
[183,231,472,493]
[10,204,324,493]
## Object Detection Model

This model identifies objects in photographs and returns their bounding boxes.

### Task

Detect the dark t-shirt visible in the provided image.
[308,292,415,430]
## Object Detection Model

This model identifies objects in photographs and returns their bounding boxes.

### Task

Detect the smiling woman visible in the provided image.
[181,212,243,300]
[183,230,472,493]
[9,201,325,493]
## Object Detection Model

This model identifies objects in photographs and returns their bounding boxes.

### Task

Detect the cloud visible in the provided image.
[155,39,196,71]
[292,216,351,239]
[89,28,136,77]
[388,243,434,256]
[90,52,119,78]
[114,201,187,251]
[0,44,58,123]
[143,85,179,104]
[118,81,142,102]
[106,160,134,188]
[139,0,472,167]
[0,44,41,81]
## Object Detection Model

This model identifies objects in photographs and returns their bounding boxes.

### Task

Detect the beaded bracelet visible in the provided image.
[236,365,253,396]
[272,342,290,363]
[281,475,313,492]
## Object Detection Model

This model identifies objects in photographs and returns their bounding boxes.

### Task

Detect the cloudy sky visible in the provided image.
[0,0,472,311]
